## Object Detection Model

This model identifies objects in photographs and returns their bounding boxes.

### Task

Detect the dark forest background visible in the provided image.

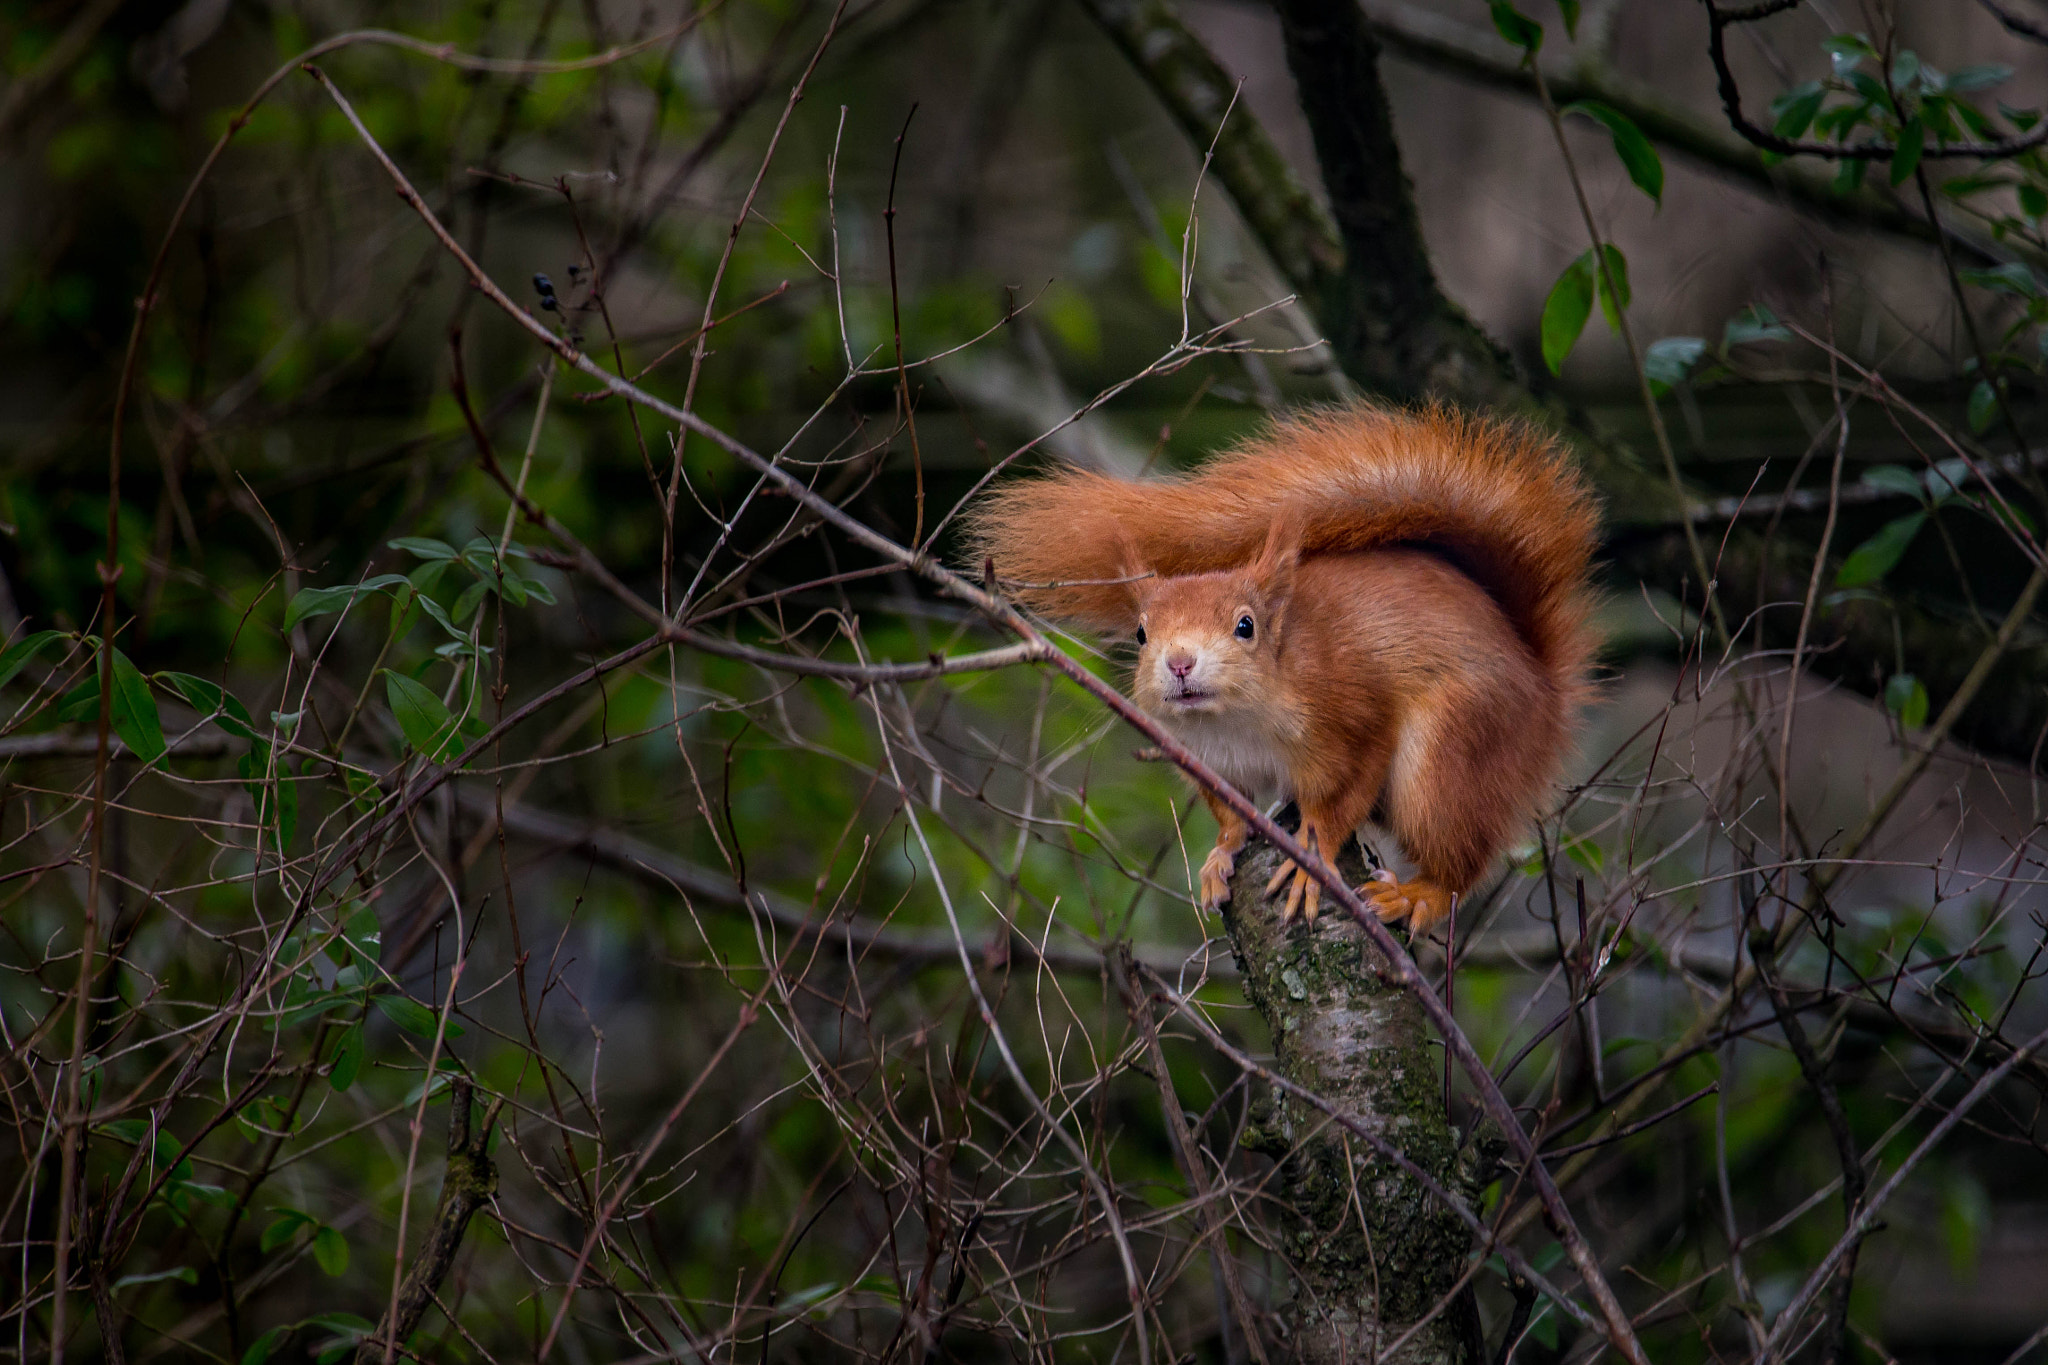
[5,1,2048,1361]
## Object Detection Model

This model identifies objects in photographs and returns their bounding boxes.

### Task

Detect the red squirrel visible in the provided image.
[972,404,1599,932]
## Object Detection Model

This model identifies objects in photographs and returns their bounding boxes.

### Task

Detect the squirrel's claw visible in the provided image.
[1364,871,1453,934]
[1264,829,1324,924]
[1197,844,1237,910]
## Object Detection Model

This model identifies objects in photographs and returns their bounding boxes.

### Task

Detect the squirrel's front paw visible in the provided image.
[1363,871,1454,934]
[1263,828,1326,924]
[1197,845,1237,910]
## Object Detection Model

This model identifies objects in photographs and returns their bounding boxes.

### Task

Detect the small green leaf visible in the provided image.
[1541,251,1596,375]
[1563,100,1663,205]
[99,1118,151,1145]
[261,1209,315,1254]
[1835,511,1927,587]
[451,578,489,623]
[1771,81,1826,139]
[1890,117,1925,186]
[1724,305,1792,347]
[1968,379,1998,434]
[283,576,408,632]
[343,907,382,963]
[241,1325,290,1365]
[1554,0,1579,37]
[1823,32,1875,76]
[2022,184,2048,219]
[312,1225,349,1276]
[1562,835,1604,874]
[383,670,459,761]
[1959,262,2038,296]
[1859,465,1927,500]
[157,672,258,740]
[388,537,457,560]
[1488,0,1542,53]
[109,650,166,764]
[1885,673,1930,729]
[1593,244,1630,333]
[343,767,379,815]
[1941,1171,1990,1275]
[1834,156,1869,194]
[1889,50,1921,94]
[112,1266,199,1292]
[372,993,463,1039]
[328,1025,365,1093]
[0,630,66,690]
[1950,64,2013,93]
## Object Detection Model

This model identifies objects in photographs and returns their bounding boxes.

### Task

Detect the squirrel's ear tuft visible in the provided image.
[1113,526,1153,608]
[1251,507,1302,595]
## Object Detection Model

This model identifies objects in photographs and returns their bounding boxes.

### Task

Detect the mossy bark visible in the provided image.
[1223,824,1481,1365]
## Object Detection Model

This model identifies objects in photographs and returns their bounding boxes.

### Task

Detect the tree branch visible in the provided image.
[357,1078,502,1363]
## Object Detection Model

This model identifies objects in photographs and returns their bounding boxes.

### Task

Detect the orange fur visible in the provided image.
[970,403,1600,933]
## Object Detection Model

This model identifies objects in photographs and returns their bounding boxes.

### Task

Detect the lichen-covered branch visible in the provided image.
[357,1079,502,1364]
[1222,829,1485,1364]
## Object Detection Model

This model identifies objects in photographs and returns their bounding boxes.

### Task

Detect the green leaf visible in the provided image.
[383,670,459,761]
[1834,156,1869,194]
[283,576,408,632]
[1554,0,1578,37]
[312,1225,349,1276]
[372,992,463,1039]
[99,1118,151,1145]
[1968,379,1999,434]
[241,1326,290,1365]
[1540,251,1596,374]
[261,1209,315,1253]
[1823,32,1875,76]
[1941,1171,1990,1275]
[1771,81,1826,139]
[1562,835,1603,874]
[516,573,556,606]
[1488,1,1542,53]
[1885,673,1930,729]
[1890,50,1921,94]
[1724,304,1792,347]
[156,672,257,740]
[329,1025,365,1093]
[112,1265,199,1292]
[1835,511,1927,587]
[1890,117,1925,186]
[1958,262,2038,296]
[1593,244,1631,333]
[451,578,489,623]
[388,537,457,560]
[0,630,66,690]
[343,766,380,815]
[1859,465,1927,500]
[2022,184,2047,220]
[109,650,166,764]
[1563,101,1662,205]
[1950,64,2013,94]
[343,907,382,964]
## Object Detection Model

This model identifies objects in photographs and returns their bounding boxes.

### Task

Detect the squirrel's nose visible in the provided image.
[1166,651,1195,679]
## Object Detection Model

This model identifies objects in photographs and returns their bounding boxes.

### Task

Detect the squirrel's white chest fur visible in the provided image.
[1156,712,1294,801]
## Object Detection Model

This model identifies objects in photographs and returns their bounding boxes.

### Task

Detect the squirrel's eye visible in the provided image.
[1135,625,1147,647]
[1235,615,1255,640]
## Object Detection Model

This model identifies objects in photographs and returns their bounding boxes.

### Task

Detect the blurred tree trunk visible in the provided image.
[1225,826,1485,1364]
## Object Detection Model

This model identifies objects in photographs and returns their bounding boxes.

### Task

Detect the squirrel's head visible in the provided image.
[1124,512,1300,722]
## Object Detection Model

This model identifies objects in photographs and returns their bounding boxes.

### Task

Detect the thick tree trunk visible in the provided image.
[1222,822,1484,1364]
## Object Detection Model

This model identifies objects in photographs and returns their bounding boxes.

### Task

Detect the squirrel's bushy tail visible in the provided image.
[968,403,1600,686]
